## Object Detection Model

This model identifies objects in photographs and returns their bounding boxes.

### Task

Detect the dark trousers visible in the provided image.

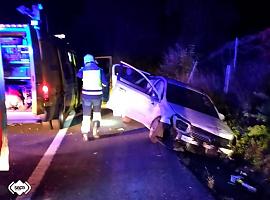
[82,94,102,116]
[81,94,102,134]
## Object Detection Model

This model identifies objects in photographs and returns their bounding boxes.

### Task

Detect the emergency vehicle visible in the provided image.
[0,24,80,128]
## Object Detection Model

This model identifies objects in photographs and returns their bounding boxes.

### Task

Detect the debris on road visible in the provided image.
[229,174,257,193]
[117,128,125,132]
[205,166,215,189]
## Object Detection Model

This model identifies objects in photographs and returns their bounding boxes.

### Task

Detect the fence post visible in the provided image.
[187,60,198,84]
[224,65,231,94]
[233,37,238,70]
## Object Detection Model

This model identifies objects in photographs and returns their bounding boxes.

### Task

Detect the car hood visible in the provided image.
[168,103,234,140]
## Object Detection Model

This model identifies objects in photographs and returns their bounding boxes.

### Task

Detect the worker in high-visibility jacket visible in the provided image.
[77,54,107,141]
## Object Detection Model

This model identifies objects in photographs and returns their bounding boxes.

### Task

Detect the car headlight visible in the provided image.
[176,119,189,131]
[172,114,191,133]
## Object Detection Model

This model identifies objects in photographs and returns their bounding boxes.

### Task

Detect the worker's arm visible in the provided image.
[101,69,107,87]
[76,67,84,78]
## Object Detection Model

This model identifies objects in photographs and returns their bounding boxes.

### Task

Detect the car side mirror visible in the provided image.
[218,113,225,121]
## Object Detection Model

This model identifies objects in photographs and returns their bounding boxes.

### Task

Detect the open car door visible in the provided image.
[107,61,162,128]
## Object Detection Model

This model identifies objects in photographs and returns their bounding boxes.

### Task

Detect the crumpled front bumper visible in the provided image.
[171,114,234,156]
[177,133,234,156]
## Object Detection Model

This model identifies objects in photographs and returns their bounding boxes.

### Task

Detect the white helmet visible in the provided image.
[84,54,94,64]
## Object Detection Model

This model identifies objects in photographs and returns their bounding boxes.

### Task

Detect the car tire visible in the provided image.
[149,116,164,143]
[122,116,132,123]
[58,103,66,129]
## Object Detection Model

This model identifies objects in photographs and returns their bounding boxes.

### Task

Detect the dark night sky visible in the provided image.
[1,0,270,65]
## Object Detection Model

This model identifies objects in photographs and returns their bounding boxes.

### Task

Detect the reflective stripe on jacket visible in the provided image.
[82,89,103,95]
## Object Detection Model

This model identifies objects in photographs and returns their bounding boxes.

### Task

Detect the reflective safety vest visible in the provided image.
[82,69,103,95]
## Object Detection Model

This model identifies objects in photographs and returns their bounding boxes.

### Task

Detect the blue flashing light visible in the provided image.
[38,4,43,10]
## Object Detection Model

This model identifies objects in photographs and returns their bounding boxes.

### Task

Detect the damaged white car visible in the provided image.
[107,61,235,157]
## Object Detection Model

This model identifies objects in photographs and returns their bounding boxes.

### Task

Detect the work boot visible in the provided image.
[92,121,100,139]
[81,115,91,141]
[92,126,100,139]
[82,134,89,142]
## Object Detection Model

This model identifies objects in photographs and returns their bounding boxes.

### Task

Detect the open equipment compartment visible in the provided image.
[0,25,36,113]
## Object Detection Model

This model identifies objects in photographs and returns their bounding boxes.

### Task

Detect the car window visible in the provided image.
[166,83,219,118]
[116,65,150,94]
[147,78,164,99]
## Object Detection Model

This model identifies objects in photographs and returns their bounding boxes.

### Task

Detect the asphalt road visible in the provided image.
[0,123,57,199]
[0,109,214,200]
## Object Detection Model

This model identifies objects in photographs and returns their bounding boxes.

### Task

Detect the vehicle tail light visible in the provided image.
[42,84,49,101]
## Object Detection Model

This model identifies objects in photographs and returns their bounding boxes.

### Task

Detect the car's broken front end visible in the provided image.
[171,114,235,157]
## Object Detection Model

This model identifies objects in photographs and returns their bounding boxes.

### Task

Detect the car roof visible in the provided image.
[119,61,207,97]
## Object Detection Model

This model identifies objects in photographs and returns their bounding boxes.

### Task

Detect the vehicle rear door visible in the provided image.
[57,49,78,112]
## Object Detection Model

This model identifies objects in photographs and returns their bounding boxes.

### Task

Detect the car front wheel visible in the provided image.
[122,116,132,123]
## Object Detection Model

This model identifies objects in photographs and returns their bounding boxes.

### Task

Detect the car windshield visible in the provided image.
[166,83,219,118]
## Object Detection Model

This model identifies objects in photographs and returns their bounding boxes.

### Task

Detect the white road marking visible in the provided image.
[16,112,75,200]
